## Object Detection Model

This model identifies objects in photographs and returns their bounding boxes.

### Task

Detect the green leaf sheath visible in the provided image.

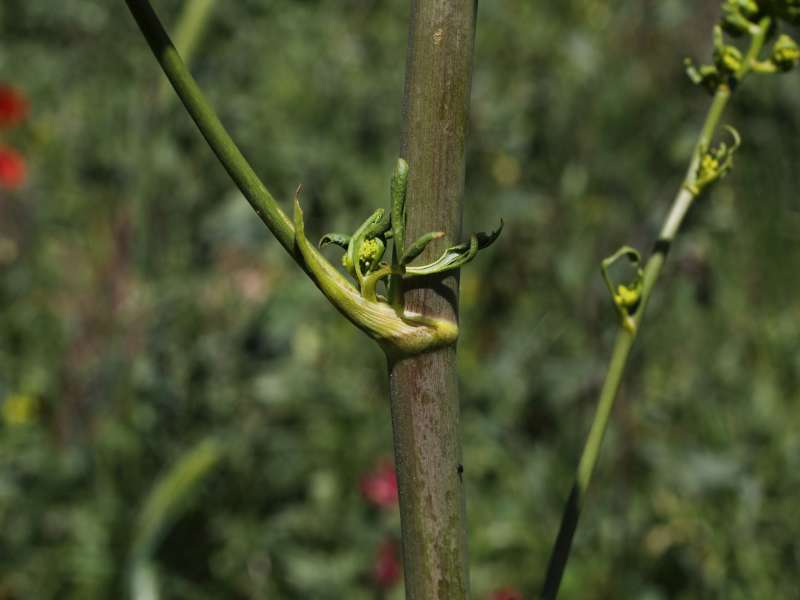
[293,198,457,356]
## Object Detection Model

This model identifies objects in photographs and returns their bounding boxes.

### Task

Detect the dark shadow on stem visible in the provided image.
[540,484,582,600]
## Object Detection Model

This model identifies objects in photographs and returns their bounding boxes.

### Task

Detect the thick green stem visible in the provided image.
[540,17,772,599]
[388,1,476,598]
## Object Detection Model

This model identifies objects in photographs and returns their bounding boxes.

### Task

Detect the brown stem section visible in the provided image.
[388,1,476,598]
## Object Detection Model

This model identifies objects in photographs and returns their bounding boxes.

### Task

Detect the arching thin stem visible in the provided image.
[540,16,773,600]
[125,0,295,252]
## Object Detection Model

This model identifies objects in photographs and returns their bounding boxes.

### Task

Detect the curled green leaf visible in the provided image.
[319,233,351,249]
[403,220,503,276]
[601,245,644,333]
[475,219,504,250]
[364,209,392,240]
[405,234,479,277]
[401,231,445,266]
[685,57,722,94]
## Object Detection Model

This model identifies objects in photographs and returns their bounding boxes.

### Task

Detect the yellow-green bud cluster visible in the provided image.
[685,59,723,94]
[615,283,642,313]
[691,127,741,195]
[698,153,722,183]
[686,24,747,94]
[771,34,800,70]
[358,237,383,272]
[713,43,744,74]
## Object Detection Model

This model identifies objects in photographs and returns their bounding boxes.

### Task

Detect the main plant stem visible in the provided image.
[540,18,772,599]
[388,1,477,598]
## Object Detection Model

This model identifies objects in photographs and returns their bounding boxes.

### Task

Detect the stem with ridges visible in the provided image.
[388,1,476,598]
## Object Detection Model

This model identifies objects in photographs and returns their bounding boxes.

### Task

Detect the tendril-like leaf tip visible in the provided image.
[690,124,742,195]
[601,245,644,331]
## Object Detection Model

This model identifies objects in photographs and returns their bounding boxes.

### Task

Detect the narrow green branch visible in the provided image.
[170,0,215,66]
[125,0,295,252]
[158,0,216,101]
[540,16,773,599]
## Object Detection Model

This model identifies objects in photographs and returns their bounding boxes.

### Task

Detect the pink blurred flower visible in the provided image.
[0,85,28,128]
[0,147,26,189]
[360,459,398,508]
[489,587,524,600]
[372,539,402,589]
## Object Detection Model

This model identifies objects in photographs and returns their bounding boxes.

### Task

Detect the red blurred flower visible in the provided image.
[0,147,26,189]
[360,460,398,508]
[0,85,28,128]
[372,539,402,589]
[489,587,524,600]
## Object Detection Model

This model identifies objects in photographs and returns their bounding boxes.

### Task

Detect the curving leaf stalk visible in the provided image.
[124,0,498,359]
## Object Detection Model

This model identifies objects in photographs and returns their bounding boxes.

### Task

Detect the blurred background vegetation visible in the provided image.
[2,1,800,598]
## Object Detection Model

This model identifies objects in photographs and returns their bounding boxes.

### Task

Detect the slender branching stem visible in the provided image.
[170,0,215,66]
[540,16,773,599]
[124,0,295,252]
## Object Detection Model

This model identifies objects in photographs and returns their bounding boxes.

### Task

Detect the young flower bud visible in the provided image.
[358,237,385,272]
[771,34,800,71]
[685,59,722,94]
[601,246,644,333]
[698,152,721,182]
[714,44,742,75]
[737,0,760,17]
[721,0,761,36]
[689,125,741,195]
[713,31,744,74]
[615,283,642,312]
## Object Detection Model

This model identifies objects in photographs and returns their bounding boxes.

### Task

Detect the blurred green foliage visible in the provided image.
[1,1,800,598]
